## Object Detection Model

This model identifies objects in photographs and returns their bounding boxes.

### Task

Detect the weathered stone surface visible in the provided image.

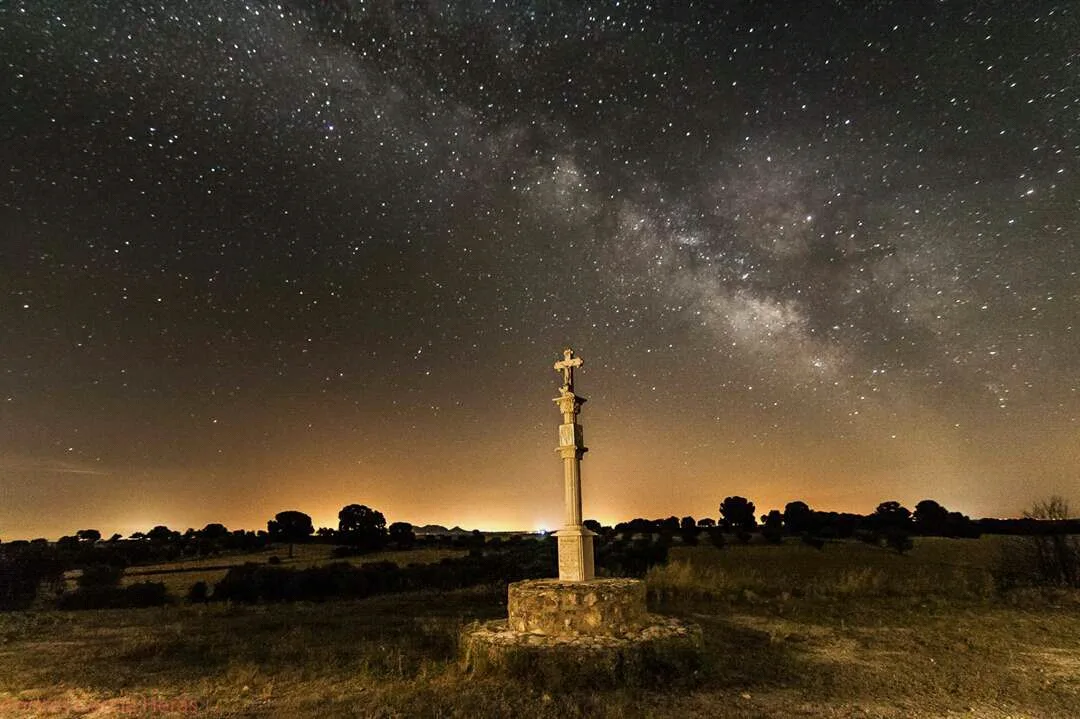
[554,528,595,582]
[507,578,647,636]
[460,615,704,687]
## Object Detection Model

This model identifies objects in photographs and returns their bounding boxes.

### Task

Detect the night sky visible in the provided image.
[2,1,1077,540]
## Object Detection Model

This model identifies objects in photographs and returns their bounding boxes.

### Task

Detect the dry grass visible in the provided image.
[4,538,1080,718]
[648,537,1003,602]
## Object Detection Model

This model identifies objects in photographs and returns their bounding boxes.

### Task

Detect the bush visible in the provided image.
[76,564,124,589]
[124,582,169,607]
[886,531,914,555]
[0,561,42,610]
[1000,497,1080,589]
[187,581,209,603]
[58,582,169,610]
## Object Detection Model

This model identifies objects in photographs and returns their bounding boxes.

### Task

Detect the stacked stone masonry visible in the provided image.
[508,578,648,637]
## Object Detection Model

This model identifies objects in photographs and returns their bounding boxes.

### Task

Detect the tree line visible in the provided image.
[3,496,1078,611]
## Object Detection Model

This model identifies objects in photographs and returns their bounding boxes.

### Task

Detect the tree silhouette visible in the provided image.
[337,504,387,550]
[147,525,179,543]
[720,496,757,532]
[76,529,101,543]
[267,511,314,559]
[913,500,949,535]
[1022,496,1080,587]
[873,501,912,529]
[783,501,814,534]
[388,521,415,549]
[761,510,784,543]
[199,523,230,541]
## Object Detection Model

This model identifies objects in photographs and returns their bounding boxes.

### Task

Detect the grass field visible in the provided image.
[103,544,468,597]
[5,537,1080,718]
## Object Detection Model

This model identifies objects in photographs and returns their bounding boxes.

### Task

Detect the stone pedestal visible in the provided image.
[555,527,595,582]
[461,577,703,687]
[508,578,646,636]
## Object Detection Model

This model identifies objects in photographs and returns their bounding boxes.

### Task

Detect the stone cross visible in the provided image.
[553,348,583,391]
[552,347,595,582]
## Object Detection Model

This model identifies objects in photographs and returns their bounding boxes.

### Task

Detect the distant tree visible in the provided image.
[199,523,230,541]
[267,511,314,559]
[147,525,179,543]
[873,501,912,530]
[625,518,654,534]
[337,504,387,551]
[720,496,757,532]
[678,517,699,545]
[697,518,716,528]
[76,529,101,544]
[583,519,603,534]
[315,526,337,541]
[913,500,949,535]
[1021,496,1080,587]
[107,533,123,543]
[680,526,700,546]
[388,522,415,549]
[945,511,981,538]
[783,501,814,534]
[129,532,146,540]
[761,510,784,544]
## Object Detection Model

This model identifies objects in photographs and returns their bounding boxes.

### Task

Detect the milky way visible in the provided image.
[2,1,1078,537]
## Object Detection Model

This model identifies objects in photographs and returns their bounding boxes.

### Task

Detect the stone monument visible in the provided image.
[552,348,595,582]
[460,348,703,686]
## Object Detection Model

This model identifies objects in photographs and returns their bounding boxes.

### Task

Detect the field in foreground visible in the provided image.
[3,538,1079,718]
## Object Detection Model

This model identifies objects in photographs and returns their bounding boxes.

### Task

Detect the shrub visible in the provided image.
[124,582,169,607]
[1000,497,1080,589]
[76,564,124,589]
[187,581,209,603]
[886,531,914,555]
[58,582,169,610]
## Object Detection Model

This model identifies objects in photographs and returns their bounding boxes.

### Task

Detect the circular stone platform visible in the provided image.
[461,578,703,687]
[508,578,648,636]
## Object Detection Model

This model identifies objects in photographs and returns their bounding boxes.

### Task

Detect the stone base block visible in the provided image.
[555,527,595,581]
[508,578,646,637]
[460,616,703,688]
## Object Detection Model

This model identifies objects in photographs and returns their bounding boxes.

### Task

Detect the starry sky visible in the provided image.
[2,0,1078,540]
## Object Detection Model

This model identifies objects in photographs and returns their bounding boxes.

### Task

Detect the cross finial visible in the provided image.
[554,348,584,391]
